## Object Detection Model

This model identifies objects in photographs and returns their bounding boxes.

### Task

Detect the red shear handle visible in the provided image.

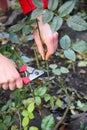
[22,77,30,84]
[19,65,30,84]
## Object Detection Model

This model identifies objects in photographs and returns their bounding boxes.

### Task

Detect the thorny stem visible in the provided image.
[36,19,50,77]
[53,95,73,130]
[45,60,49,77]
[36,19,45,60]
[33,46,40,69]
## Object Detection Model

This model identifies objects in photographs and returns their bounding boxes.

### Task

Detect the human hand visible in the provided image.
[33,15,58,60]
[0,54,23,90]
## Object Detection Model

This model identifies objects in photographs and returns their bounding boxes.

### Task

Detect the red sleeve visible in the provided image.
[19,0,48,15]
[0,0,8,10]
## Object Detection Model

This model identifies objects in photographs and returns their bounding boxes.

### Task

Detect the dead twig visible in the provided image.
[53,95,73,130]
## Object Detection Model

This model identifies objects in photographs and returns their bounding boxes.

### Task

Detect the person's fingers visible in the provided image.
[33,31,45,60]
[53,32,58,51]
[45,32,58,60]
[45,36,55,60]
[16,78,23,89]
[2,83,9,90]
[9,81,16,91]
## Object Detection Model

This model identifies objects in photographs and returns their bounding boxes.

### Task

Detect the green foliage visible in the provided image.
[41,114,55,130]
[59,35,87,62]
[22,117,29,127]
[58,1,76,17]
[42,10,54,24]
[30,8,43,20]
[60,35,71,50]
[9,33,20,44]
[67,15,87,31]
[72,40,87,52]
[8,23,25,33]
[48,0,59,11]
[29,126,39,130]
[21,99,35,129]
[78,122,87,130]
[50,65,69,75]
[50,16,63,32]
[33,0,43,8]
[64,49,76,61]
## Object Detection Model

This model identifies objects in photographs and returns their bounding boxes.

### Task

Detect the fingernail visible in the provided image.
[42,55,45,60]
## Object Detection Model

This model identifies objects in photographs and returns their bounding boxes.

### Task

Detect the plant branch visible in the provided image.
[53,95,73,130]
[36,19,45,60]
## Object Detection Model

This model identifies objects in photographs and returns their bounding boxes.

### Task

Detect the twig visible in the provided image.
[53,95,73,130]
[17,111,22,130]
[36,19,45,60]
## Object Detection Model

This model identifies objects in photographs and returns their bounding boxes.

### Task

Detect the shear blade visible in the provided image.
[25,66,44,81]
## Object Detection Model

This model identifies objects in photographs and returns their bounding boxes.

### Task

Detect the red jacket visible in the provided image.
[19,0,48,15]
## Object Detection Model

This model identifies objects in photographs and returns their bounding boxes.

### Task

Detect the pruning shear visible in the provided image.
[19,65,44,84]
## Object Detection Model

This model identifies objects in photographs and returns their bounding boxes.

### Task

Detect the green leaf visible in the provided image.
[50,16,63,32]
[22,117,29,127]
[32,0,43,8]
[31,9,43,20]
[48,0,59,11]
[72,40,87,52]
[9,33,20,44]
[42,10,54,24]
[1,105,8,111]
[0,123,5,130]
[11,125,18,130]
[35,96,41,106]
[41,114,55,130]
[80,122,85,129]
[58,1,75,17]
[52,68,61,75]
[78,61,87,67]
[22,110,29,117]
[67,15,87,31]
[28,103,35,113]
[29,126,39,130]
[44,94,51,102]
[22,98,34,107]
[81,104,87,112]
[77,100,84,108]
[56,98,63,108]
[28,112,34,119]
[4,115,11,125]
[60,35,71,49]
[60,66,69,73]
[34,87,47,96]
[8,23,24,33]
[22,25,32,35]
[64,49,76,61]
[49,64,57,69]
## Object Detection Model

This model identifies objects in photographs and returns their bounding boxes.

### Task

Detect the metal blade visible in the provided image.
[25,66,44,81]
